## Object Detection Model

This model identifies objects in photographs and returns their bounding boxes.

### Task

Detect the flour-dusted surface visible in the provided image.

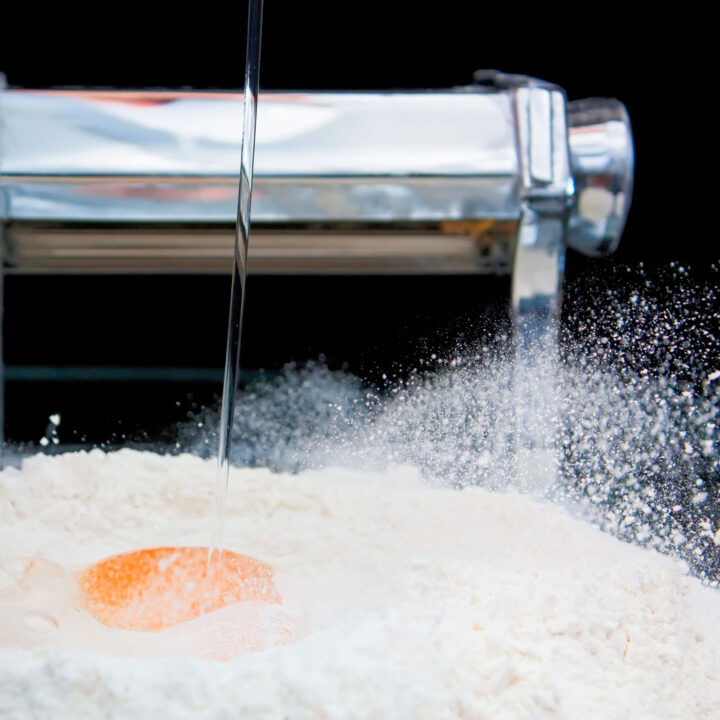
[1,449,719,719]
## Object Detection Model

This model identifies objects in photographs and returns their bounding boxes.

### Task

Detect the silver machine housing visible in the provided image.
[0,70,634,441]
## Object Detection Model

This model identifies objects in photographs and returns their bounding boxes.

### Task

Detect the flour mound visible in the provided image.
[1,449,719,719]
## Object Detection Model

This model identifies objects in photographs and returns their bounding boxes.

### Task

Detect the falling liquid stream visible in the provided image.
[210,0,264,565]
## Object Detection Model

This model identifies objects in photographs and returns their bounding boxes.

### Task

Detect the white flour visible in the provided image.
[1,449,719,718]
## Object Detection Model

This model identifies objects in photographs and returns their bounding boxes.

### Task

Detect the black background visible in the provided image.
[0,3,714,445]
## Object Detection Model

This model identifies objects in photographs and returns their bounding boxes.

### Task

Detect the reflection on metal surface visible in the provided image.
[3,223,516,274]
[567,99,634,256]
[0,90,519,224]
[512,207,564,322]
[508,75,568,327]
[1,177,520,225]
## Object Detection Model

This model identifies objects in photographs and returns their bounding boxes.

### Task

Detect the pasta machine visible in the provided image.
[0,70,634,443]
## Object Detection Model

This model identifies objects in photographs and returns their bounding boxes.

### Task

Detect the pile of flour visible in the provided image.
[1,449,719,718]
